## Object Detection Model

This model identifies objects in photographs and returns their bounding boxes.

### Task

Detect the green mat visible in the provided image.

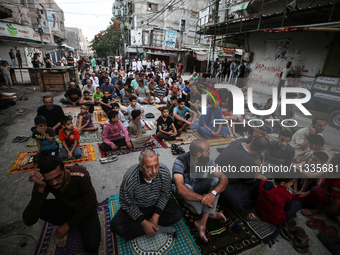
[108,195,201,255]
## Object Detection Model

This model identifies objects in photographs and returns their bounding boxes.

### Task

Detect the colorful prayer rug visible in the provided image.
[144,120,157,130]
[94,110,109,124]
[108,195,201,255]
[27,136,62,147]
[7,144,97,175]
[98,135,166,158]
[192,131,234,146]
[33,200,117,255]
[175,196,261,255]
[163,132,192,148]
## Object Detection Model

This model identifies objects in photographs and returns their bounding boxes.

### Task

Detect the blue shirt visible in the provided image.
[199,106,223,128]
[182,87,191,93]
[101,83,116,98]
[173,106,190,120]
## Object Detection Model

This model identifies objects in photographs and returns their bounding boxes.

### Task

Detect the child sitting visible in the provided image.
[76,104,98,134]
[93,87,103,105]
[100,110,132,152]
[181,81,191,101]
[127,110,153,148]
[127,96,145,128]
[32,116,59,163]
[120,88,134,114]
[79,90,95,113]
[168,96,178,116]
[111,103,128,129]
[59,116,83,159]
[256,178,301,226]
[221,104,237,137]
[156,107,183,142]
[99,90,118,113]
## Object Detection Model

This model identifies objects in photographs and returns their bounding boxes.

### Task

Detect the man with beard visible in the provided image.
[23,156,100,252]
[111,149,183,240]
[36,96,65,133]
[62,82,82,107]
[172,140,228,242]
[101,77,116,99]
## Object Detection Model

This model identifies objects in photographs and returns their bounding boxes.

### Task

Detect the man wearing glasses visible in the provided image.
[111,149,183,240]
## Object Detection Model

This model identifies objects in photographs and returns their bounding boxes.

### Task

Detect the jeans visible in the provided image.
[59,146,83,159]
[197,125,228,139]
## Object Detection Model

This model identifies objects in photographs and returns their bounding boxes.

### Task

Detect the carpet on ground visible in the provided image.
[7,144,97,175]
[144,120,157,130]
[174,196,261,255]
[27,136,62,147]
[94,110,109,124]
[192,131,234,146]
[34,200,118,255]
[108,194,201,255]
[98,135,166,158]
[163,132,192,148]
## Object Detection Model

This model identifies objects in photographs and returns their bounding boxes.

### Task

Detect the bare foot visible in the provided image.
[175,137,184,141]
[120,146,127,149]
[229,134,235,138]
[162,139,165,143]
[55,232,68,248]
[209,212,227,222]
[146,139,153,144]
[239,211,256,221]
[194,220,208,243]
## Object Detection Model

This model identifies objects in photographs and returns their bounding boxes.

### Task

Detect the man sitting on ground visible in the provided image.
[173,140,228,242]
[111,150,183,240]
[23,156,100,252]
[173,98,197,133]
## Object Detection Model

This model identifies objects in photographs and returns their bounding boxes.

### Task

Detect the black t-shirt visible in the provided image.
[101,96,112,104]
[37,104,65,128]
[157,116,173,132]
[65,88,81,102]
[169,62,176,68]
[67,56,74,66]
[44,57,52,68]
[32,57,40,68]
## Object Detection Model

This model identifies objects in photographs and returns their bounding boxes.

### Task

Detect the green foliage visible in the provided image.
[91,18,122,57]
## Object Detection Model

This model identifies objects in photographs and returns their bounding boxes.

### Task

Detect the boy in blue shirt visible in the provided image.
[173,98,197,133]
[32,116,59,163]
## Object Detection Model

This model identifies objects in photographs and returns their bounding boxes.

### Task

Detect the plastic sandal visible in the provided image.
[19,136,30,143]
[320,225,339,237]
[12,136,21,143]
[293,227,309,253]
[307,219,326,229]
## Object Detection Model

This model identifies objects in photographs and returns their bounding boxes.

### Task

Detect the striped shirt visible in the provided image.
[154,85,168,98]
[119,163,172,223]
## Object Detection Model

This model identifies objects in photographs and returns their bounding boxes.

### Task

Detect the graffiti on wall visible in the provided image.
[263,39,303,61]
[24,47,43,68]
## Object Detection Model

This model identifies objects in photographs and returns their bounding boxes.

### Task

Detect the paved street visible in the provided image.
[0,73,338,254]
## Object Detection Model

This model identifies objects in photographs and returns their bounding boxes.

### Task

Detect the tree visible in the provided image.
[91,18,122,57]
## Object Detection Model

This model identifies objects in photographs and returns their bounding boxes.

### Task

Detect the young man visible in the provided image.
[168,96,178,116]
[135,79,152,104]
[37,96,65,134]
[127,110,153,148]
[99,90,118,113]
[58,116,83,160]
[23,156,100,252]
[32,116,59,163]
[173,98,197,133]
[100,77,116,99]
[156,108,183,141]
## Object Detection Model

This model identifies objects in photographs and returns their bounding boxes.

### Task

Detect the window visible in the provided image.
[147,3,158,12]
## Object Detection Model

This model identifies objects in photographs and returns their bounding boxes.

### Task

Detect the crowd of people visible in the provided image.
[16,60,339,254]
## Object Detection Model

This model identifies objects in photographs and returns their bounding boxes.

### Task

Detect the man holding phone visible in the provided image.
[22,156,100,252]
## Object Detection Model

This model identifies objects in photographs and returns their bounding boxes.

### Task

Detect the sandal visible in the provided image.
[18,136,30,143]
[293,226,309,253]
[281,218,297,240]
[12,136,21,143]
[320,225,339,237]
[307,219,325,229]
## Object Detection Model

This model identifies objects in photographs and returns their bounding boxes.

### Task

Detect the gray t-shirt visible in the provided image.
[136,85,149,97]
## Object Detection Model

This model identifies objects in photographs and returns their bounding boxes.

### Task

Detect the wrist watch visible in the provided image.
[211,190,217,196]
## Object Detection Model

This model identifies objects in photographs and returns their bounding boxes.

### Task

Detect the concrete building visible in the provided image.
[65,27,90,57]
[0,0,66,67]
[112,0,210,70]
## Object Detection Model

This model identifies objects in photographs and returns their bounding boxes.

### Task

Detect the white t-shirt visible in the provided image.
[281,67,293,80]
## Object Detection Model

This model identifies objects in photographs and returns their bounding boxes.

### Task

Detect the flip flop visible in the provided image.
[320,225,339,237]
[293,227,309,253]
[307,219,326,229]
[12,136,21,143]
[19,136,30,143]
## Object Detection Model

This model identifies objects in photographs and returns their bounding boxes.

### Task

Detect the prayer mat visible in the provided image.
[27,136,62,147]
[163,132,192,148]
[7,144,97,175]
[266,133,279,141]
[144,120,157,130]
[174,196,261,255]
[98,135,166,158]
[94,110,109,124]
[33,200,118,255]
[192,131,234,147]
[108,194,201,255]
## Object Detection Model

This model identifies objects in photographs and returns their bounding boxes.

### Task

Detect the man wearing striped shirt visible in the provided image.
[153,79,168,104]
[111,150,183,240]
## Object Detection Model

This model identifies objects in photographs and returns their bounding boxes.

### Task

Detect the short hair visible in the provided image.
[112,103,120,108]
[222,103,231,110]
[82,104,90,110]
[129,95,137,102]
[249,136,270,151]
[83,90,90,95]
[177,98,185,104]
[125,88,132,94]
[184,80,189,85]
[61,115,72,126]
[160,107,169,113]
[131,109,141,119]
[170,96,177,101]
[189,139,208,156]
[312,117,327,126]
[96,86,101,90]
[139,149,157,165]
[104,90,110,93]
[38,155,64,174]
[34,115,47,125]
[279,130,293,139]
[43,95,52,102]
[107,110,119,120]
[307,134,324,147]
[313,151,329,163]
[273,178,295,184]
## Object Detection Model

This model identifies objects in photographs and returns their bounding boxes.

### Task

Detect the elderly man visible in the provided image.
[153,79,168,104]
[82,79,96,95]
[36,95,65,133]
[173,140,228,242]
[111,150,183,240]
[167,84,182,102]
[23,156,100,252]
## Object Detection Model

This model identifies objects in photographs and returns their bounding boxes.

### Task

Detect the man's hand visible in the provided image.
[30,171,46,193]
[126,141,132,149]
[201,193,215,210]
[67,151,73,159]
[36,126,46,135]
[56,223,70,239]
[147,214,159,228]
[141,220,158,236]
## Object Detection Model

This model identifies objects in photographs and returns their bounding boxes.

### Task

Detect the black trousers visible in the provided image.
[100,138,126,151]
[111,198,183,240]
[0,100,16,110]
[40,199,101,253]
[101,104,112,113]
[156,130,181,141]
[33,148,59,163]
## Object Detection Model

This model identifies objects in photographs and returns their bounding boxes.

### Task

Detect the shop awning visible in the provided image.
[0,39,58,50]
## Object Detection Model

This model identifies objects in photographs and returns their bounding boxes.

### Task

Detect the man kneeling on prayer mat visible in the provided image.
[111,149,183,240]
[22,156,100,252]
[172,139,228,242]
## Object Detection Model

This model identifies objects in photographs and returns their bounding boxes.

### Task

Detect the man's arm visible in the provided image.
[154,166,172,216]
[173,173,203,202]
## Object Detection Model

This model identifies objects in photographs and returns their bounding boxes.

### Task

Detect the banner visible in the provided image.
[130,29,143,46]
[45,9,59,32]
[164,30,177,49]
[25,48,43,68]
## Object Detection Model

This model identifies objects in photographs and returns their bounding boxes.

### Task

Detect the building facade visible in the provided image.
[65,27,90,57]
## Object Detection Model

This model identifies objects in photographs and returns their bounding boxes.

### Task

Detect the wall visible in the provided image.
[245,31,334,95]
[0,44,27,66]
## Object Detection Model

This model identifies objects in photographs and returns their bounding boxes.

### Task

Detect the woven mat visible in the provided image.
[108,195,201,255]
[94,110,109,124]
[7,144,97,175]
[175,196,261,255]
[144,120,157,130]
[192,131,234,146]
[34,200,118,255]
[27,136,62,147]
[98,135,166,158]
[163,132,192,148]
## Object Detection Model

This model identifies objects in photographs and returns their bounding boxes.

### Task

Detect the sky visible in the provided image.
[54,0,114,42]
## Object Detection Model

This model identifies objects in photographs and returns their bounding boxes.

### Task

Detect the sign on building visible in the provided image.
[0,22,51,42]
[45,9,59,32]
[164,30,177,49]
[130,29,143,46]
